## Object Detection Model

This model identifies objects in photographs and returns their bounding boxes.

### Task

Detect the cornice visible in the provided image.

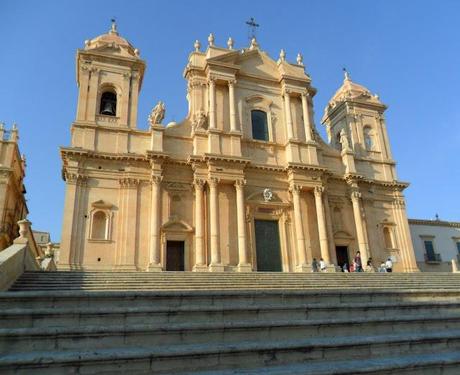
[61,147,147,163]
[409,218,460,228]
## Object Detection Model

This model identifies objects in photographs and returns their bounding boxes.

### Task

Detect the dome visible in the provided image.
[327,71,381,109]
[84,21,140,58]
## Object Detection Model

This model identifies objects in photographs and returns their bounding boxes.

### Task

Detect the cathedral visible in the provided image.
[59,22,419,273]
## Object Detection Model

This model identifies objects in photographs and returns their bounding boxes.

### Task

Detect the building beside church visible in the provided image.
[409,218,460,272]
[0,123,28,251]
[59,22,419,272]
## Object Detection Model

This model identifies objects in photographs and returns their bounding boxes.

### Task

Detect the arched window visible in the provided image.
[99,91,117,116]
[383,227,393,249]
[363,126,373,151]
[91,211,108,240]
[251,110,269,141]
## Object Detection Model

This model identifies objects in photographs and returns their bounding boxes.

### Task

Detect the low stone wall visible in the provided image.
[0,244,40,291]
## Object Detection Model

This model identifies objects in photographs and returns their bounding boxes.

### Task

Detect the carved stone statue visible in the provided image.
[339,129,351,152]
[192,110,207,131]
[148,101,166,126]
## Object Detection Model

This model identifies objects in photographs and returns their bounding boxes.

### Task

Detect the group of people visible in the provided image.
[311,251,394,273]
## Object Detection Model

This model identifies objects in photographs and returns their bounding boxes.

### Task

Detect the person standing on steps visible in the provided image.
[319,258,327,272]
[311,258,319,272]
[385,257,393,273]
[365,258,375,272]
[354,251,363,272]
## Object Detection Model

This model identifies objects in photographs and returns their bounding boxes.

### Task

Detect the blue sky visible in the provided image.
[1,0,459,241]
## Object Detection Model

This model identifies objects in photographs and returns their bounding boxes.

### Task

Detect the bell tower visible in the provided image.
[322,72,393,161]
[74,21,145,132]
[322,71,397,181]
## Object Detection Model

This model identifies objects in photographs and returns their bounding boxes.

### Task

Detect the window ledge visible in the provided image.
[87,239,112,243]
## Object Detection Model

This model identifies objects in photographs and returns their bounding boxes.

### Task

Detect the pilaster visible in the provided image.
[235,179,251,272]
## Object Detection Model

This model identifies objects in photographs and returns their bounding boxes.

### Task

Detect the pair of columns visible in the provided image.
[208,79,238,132]
[194,178,249,271]
[283,90,314,142]
[291,185,331,269]
[148,175,249,271]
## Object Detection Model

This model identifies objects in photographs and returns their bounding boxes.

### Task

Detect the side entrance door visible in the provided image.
[335,246,349,271]
[166,241,185,271]
[254,220,282,272]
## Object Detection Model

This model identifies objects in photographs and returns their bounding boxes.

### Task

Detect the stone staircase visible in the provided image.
[1,272,460,374]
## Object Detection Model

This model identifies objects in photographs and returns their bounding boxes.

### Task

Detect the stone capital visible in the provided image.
[314,186,324,197]
[351,190,362,200]
[151,175,163,185]
[194,178,206,189]
[119,178,140,188]
[234,179,246,188]
[290,184,302,194]
[209,177,220,187]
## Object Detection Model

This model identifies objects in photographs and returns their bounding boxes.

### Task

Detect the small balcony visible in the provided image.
[424,252,442,263]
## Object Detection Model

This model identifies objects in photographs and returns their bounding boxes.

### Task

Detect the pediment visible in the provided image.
[208,49,280,81]
[91,200,113,209]
[162,218,194,233]
[333,230,353,239]
[89,45,135,59]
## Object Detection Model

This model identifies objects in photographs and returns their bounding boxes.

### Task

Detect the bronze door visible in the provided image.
[166,241,185,271]
[255,220,282,272]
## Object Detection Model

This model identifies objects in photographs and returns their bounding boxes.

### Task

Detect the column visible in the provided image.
[193,179,206,271]
[149,175,162,271]
[228,80,238,132]
[314,187,331,264]
[393,197,419,272]
[235,179,250,271]
[323,191,337,265]
[291,185,307,270]
[284,90,294,140]
[208,177,223,271]
[301,92,313,142]
[350,190,369,264]
[208,79,216,129]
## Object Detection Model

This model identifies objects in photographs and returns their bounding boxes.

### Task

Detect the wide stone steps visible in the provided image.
[2,271,460,373]
[10,271,460,291]
[2,300,459,329]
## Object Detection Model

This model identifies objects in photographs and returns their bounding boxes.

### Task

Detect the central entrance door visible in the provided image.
[166,241,185,271]
[335,246,349,271]
[254,220,282,272]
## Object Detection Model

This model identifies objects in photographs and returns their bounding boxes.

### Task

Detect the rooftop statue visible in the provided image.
[148,101,166,126]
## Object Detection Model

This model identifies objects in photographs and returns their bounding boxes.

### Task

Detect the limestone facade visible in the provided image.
[59,23,418,272]
[0,123,28,251]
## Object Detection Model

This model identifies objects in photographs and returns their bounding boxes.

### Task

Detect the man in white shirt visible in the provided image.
[385,258,393,273]
[319,258,327,272]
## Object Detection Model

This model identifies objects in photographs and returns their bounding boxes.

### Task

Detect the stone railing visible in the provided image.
[0,219,56,291]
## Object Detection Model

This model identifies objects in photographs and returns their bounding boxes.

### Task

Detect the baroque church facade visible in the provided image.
[59,23,419,272]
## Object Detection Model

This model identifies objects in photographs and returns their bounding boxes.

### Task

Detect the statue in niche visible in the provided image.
[339,129,351,152]
[192,110,207,131]
[148,101,166,126]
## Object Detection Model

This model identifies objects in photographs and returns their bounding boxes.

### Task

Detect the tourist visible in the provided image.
[365,259,375,272]
[319,258,327,272]
[342,262,349,272]
[378,261,387,272]
[354,251,363,272]
[311,258,319,272]
[385,258,393,273]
